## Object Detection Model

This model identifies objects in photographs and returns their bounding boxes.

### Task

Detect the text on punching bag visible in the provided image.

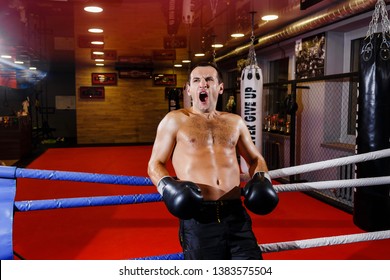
[244,87,257,144]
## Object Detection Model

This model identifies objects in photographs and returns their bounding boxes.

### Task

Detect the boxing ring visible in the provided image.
[1,149,390,260]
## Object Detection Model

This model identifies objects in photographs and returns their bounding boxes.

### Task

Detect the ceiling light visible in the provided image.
[84,6,103,13]
[261,14,279,21]
[211,43,223,48]
[194,53,205,57]
[91,41,104,45]
[182,59,191,63]
[88,28,104,33]
[1,55,12,59]
[95,59,104,62]
[14,60,24,64]
[96,63,104,66]
[29,67,37,70]
[230,33,244,38]
[92,51,104,55]
[174,64,182,67]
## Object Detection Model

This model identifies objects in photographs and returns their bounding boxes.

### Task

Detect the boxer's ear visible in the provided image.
[219,82,224,95]
[185,82,190,96]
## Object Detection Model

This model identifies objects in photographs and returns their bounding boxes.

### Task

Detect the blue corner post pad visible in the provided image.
[0,166,17,179]
[0,167,17,259]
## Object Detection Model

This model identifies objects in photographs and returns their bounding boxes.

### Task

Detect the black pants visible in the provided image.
[179,200,263,260]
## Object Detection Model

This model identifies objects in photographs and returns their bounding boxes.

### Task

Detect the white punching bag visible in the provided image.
[240,64,263,174]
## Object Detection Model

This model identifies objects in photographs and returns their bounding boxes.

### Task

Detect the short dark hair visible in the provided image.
[188,61,223,84]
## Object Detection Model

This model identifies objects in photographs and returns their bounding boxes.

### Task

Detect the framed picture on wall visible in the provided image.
[91,73,117,85]
[79,86,105,99]
[295,32,326,79]
[153,74,176,86]
[118,69,152,79]
[153,49,176,60]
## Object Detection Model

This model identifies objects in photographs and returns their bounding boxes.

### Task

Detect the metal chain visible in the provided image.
[362,0,390,61]
[247,11,257,66]
[366,0,390,39]
[366,1,379,39]
[379,0,390,33]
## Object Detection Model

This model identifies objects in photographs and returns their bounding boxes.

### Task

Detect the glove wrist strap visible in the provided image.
[157,176,172,195]
[253,171,271,182]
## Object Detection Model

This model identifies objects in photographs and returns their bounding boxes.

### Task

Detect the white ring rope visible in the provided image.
[259,230,390,253]
[269,148,390,179]
[274,176,390,192]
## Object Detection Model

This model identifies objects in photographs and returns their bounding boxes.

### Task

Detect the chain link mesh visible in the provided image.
[263,73,358,210]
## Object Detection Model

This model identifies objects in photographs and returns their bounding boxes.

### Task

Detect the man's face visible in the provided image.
[188,66,223,113]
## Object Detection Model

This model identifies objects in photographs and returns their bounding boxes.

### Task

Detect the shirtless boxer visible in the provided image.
[148,62,279,260]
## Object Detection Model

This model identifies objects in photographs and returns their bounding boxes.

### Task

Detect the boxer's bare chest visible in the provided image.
[178,115,238,148]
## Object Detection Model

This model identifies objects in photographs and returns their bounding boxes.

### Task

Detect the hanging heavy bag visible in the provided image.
[354,0,390,231]
[239,31,264,174]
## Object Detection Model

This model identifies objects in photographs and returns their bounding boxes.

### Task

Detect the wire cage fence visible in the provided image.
[263,72,358,211]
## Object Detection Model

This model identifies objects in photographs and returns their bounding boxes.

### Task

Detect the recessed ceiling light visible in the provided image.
[84,6,103,13]
[1,55,12,59]
[88,28,104,33]
[230,33,244,38]
[95,59,104,62]
[91,41,104,45]
[211,43,223,48]
[96,63,104,66]
[194,53,205,57]
[182,59,191,63]
[261,14,279,21]
[174,64,182,67]
[92,51,104,55]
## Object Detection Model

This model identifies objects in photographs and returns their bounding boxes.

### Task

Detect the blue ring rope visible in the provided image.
[15,167,153,186]
[0,166,172,259]
[15,193,162,211]
[131,253,184,260]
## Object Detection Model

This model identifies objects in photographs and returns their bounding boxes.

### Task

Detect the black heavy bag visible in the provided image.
[354,30,390,231]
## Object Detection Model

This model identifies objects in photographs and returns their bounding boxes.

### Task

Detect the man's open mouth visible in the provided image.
[199,92,208,102]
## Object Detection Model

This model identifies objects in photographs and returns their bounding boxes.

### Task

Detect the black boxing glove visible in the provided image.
[242,171,279,215]
[157,176,203,220]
